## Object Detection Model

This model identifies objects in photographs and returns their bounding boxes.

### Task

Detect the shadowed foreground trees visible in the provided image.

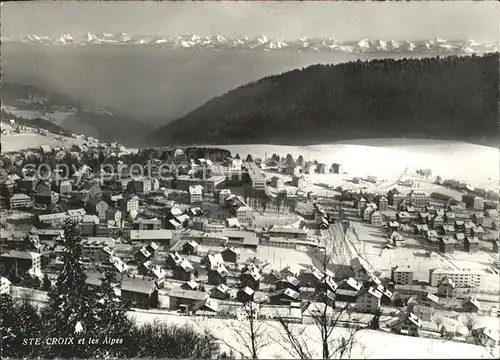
[0,220,221,359]
[150,53,499,146]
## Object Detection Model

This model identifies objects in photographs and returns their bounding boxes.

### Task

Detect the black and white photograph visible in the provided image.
[0,0,499,359]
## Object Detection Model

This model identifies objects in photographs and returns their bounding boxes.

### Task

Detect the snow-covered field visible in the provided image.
[3,105,77,126]
[220,139,498,190]
[128,310,498,359]
[1,132,85,152]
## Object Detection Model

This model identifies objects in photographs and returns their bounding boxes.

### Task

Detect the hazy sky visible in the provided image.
[2,1,499,42]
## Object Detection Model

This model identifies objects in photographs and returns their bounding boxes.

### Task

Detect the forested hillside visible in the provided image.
[148,53,499,146]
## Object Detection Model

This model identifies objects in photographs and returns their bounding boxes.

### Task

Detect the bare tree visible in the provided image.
[463,313,477,332]
[274,301,365,359]
[461,314,498,358]
[195,301,271,359]
[270,317,313,359]
[434,316,444,335]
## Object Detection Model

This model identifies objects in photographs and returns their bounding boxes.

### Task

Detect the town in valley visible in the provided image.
[1,118,499,356]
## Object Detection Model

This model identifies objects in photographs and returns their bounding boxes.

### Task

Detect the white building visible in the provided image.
[151,178,160,192]
[356,287,382,314]
[189,185,203,204]
[38,213,69,227]
[228,157,242,171]
[270,176,284,189]
[134,177,152,194]
[410,191,429,208]
[219,189,232,205]
[122,196,139,219]
[429,268,482,288]
[363,205,376,221]
[9,193,33,209]
[247,162,266,190]
[236,206,253,225]
[391,265,414,285]
[1,277,11,295]
[370,211,384,226]
[292,175,305,189]
[67,208,87,222]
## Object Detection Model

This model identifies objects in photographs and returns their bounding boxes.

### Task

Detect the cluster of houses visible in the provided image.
[352,189,498,253]
[1,141,498,348]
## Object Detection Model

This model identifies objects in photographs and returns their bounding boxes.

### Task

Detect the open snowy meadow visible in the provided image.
[221,139,498,190]
[129,310,498,359]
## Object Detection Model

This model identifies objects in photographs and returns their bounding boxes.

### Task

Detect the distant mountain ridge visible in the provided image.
[147,53,499,147]
[4,33,499,55]
[2,82,152,146]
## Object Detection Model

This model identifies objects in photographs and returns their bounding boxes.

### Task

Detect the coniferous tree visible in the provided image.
[43,220,96,358]
[93,270,134,358]
[0,293,19,357]
[42,273,51,291]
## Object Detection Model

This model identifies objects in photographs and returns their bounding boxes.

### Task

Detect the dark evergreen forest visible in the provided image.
[149,53,499,146]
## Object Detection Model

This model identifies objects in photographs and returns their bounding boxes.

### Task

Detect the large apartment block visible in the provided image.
[429,268,482,288]
[391,265,414,285]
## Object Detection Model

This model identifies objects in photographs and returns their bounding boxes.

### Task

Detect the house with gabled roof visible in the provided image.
[444,211,456,224]
[316,275,338,294]
[181,279,200,291]
[134,246,152,265]
[419,292,439,308]
[389,312,422,337]
[465,236,480,253]
[237,286,254,302]
[263,270,281,285]
[464,221,475,236]
[430,215,444,229]
[471,226,484,240]
[437,277,456,298]
[203,253,225,271]
[485,209,499,218]
[269,288,300,305]
[193,297,218,314]
[407,303,434,321]
[182,240,199,255]
[208,263,229,285]
[298,266,323,288]
[167,287,209,311]
[109,255,129,275]
[240,264,262,290]
[350,257,372,282]
[471,213,484,226]
[276,276,300,292]
[454,232,465,243]
[462,297,480,313]
[466,327,499,347]
[221,247,240,263]
[121,277,158,309]
[302,302,335,325]
[280,264,304,279]
[210,284,230,300]
[439,236,457,254]
[9,193,33,209]
[174,258,195,281]
[356,287,382,314]
[454,220,466,233]
[413,224,429,236]
[425,230,439,243]
[165,252,183,269]
[137,261,166,288]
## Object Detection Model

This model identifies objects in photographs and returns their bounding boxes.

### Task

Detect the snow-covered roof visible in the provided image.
[226,217,241,228]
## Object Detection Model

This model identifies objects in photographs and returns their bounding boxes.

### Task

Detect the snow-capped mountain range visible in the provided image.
[4,32,499,54]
